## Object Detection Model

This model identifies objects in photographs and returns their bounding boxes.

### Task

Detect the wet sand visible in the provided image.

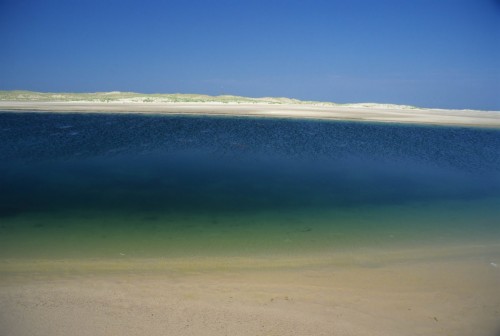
[1,101,499,128]
[1,246,500,336]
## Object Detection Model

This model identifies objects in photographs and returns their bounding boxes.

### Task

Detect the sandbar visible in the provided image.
[1,100,499,128]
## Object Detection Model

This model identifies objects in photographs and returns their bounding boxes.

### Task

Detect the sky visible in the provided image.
[0,0,499,110]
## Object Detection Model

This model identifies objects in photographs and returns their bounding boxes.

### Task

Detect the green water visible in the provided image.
[1,198,499,259]
[0,112,499,260]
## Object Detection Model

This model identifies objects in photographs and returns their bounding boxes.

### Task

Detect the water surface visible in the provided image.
[0,112,499,259]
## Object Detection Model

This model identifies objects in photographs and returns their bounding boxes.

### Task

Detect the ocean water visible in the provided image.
[0,112,499,260]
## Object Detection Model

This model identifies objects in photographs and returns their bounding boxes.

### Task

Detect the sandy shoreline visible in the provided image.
[1,245,499,336]
[1,101,499,128]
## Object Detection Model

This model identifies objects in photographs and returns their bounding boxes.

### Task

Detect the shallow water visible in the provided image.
[0,112,499,259]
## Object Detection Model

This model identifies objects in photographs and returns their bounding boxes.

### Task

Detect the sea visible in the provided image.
[0,112,499,261]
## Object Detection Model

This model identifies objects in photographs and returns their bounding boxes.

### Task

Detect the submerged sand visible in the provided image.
[1,245,499,336]
[0,101,499,128]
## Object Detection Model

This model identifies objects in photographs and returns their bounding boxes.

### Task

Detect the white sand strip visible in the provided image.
[1,101,499,128]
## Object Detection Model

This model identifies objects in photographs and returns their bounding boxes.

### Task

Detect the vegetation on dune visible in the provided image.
[0,90,328,105]
[0,90,421,109]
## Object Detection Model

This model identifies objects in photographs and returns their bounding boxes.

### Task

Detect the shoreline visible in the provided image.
[1,244,499,336]
[1,241,499,275]
[1,101,499,128]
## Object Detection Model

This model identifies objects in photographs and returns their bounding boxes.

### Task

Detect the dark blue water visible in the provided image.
[0,112,499,258]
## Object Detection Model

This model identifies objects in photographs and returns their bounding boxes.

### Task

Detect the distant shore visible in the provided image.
[1,94,499,128]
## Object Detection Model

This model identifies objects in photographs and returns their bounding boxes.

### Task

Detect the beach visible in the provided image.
[1,247,500,336]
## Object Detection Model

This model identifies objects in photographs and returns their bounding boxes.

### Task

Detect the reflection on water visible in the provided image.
[0,112,499,258]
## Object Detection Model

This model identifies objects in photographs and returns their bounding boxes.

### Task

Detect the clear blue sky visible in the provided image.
[1,0,499,110]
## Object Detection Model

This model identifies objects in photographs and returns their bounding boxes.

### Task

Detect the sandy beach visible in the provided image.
[1,245,500,336]
[0,100,499,128]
